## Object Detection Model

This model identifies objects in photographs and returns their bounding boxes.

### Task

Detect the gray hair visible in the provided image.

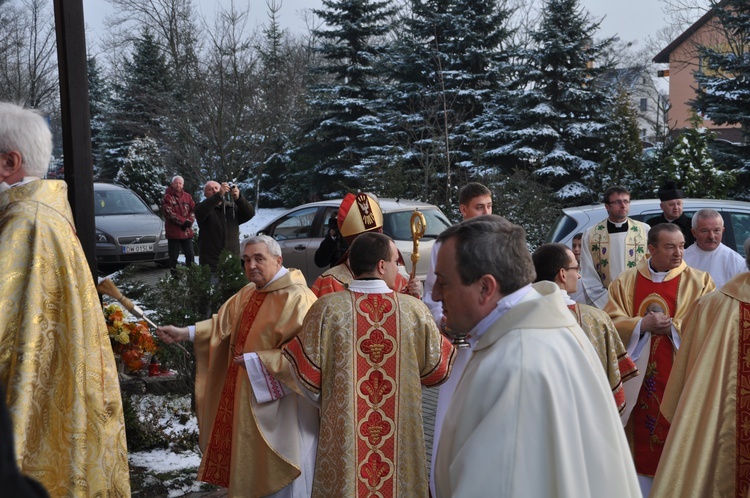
[171,175,184,183]
[0,102,52,177]
[241,234,282,258]
[692,208,723,229]
[437,214,536,295]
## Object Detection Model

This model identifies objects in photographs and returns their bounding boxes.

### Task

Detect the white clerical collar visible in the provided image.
[262,266,288,288]
[647,260,669,283]
[349,279,392,293]
[609,219,627,228]
[0,176,39,193]
[468,284,533,346]
[560,289,576,305]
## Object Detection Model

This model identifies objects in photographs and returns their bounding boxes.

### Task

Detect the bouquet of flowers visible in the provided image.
[104,303,159,373]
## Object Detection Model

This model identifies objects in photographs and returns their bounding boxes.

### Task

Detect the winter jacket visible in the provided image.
[195,192,255,270]
[162,185,195,240]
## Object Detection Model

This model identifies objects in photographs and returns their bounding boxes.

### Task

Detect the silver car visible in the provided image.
[258,199,452,286]
[547,198,750,256]
[94,183,169,268]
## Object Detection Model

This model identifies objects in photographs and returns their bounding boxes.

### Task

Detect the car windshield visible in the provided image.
[95,190,152,216]
[383,208,451,241]
[546,213,579,243]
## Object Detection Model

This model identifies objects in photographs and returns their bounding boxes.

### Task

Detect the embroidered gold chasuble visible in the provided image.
[193,270,316,497]
[568,303,638,414]
[0,180,130,497]
[283,287,455,497]
[651,273,750,498]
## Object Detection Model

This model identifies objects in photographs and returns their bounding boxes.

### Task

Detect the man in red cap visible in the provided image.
[311,192,422,297]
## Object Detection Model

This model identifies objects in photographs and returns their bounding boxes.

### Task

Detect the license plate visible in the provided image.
[123,244,153,254]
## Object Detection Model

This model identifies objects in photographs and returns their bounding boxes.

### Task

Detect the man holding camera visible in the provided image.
[195,180,255,272]
[163,175,196,272]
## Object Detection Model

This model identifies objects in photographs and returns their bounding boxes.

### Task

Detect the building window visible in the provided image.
[641,129,647,138]
[640,98,648,112]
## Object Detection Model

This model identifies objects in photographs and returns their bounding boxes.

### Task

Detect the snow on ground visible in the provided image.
[127,394,206,495]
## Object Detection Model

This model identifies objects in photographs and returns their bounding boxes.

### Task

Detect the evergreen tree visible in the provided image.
[290,0,398,201]
[378,0,516,207]
[88,56,112,177]
[692,0,750,143]
[663,111,735,198]
[99,29,174,180]
[496,0,615,205]
[598,87,645,194]
[253,1,314,209]
[115,136,169,206]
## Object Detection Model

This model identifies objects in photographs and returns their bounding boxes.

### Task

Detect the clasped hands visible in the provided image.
[641,311,673,336]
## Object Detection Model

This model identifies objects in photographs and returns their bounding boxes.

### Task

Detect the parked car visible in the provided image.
[258,199,452,286]
[547,198,750,256]
[94,182,169,268]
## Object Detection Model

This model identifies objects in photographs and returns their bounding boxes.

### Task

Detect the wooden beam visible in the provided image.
[53,0,97,282]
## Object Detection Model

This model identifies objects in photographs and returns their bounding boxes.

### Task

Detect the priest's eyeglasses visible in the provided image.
[562,265,581,273]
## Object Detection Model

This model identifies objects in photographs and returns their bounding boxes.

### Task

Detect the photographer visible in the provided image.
[314,211,348,268]
[195,180,255,272]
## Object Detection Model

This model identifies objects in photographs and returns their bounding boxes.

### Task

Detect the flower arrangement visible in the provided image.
[104,303,158,373]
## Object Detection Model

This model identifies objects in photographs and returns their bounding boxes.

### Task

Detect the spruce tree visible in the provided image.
[115,136,169,206]
[598,87,645,195]
[498,0,615,205]
[291,0,398,201]
[664,112,735,198]
[88,56,112,178]
[99,29,174,181]
[379,0,515,206]
[692,0,750,142]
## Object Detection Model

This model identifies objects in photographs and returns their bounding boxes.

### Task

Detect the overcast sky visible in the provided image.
[82,0,671,52]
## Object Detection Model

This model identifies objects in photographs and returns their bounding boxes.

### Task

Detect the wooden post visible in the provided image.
[53,0,97,282]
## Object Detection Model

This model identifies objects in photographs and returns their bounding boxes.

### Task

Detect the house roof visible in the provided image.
[653,1,727,63]
[600,67,648,89]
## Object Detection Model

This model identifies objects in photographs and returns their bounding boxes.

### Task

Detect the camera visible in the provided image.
[228,182,235,189]
[327,214,340,237]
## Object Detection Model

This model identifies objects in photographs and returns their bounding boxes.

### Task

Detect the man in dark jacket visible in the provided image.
[162,175,196,271]
[646,179,694,248]
[195,180,255,271]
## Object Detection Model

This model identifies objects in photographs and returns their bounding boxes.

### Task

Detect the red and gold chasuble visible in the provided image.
[631,272,680,476]
[284,289,454,498]
[737,302,750,496]
[200,292,267,487]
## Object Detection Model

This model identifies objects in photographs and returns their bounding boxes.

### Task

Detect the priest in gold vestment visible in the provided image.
[158,235,318,497]
[0,102,130,497]
[605,223,715,497]
[650,246,750,498]
[276,232,455,497]
[532,243,638,414]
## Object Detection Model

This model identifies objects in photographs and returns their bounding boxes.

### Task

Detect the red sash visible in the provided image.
[631,272,680,476]
[200,291,267,487]
[736,302,750,497]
